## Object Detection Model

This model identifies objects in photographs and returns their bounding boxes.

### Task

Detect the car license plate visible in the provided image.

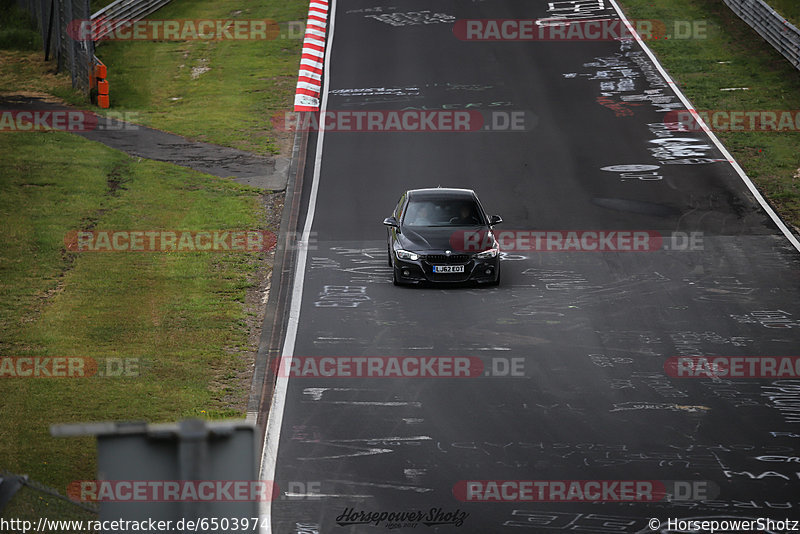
[433,265,464,273]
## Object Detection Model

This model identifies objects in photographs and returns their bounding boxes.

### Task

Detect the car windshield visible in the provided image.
[403,198,485,227]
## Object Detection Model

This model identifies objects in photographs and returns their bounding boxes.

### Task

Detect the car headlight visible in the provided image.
[395,249,419,261]
[476,247,499,259]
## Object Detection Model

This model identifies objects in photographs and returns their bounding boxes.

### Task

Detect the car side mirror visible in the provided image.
[383,216,399,228]
[489,215,503,225]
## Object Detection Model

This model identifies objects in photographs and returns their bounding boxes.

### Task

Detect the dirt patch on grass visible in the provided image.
[0,50,80,102]
[19,161,130,329]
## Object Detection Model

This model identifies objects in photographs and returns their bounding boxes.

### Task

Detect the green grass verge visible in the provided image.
[0,0,42,51]
[93,0,308,155]
[617,0,800,230]
[766,0,800,28]
[0,130,270,513]
[91,0,118,14]
[0,49,86,106]
[0,0,296,519]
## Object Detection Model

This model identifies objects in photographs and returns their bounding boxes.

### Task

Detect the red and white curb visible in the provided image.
[294,0,329,111]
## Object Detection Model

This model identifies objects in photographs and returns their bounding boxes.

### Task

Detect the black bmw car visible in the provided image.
[382,188,503,286]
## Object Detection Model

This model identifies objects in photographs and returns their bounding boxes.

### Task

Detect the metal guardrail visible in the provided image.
[89,0,173,107]
[724,0,800,71]
[87,0,173,106]
[15,0,172,104]
[0,471,98,518]
[91,0,173,41]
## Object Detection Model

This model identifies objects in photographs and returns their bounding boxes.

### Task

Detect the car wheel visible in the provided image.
[489,270,500,287]
[392,267,400,286]
[387,244,393,267]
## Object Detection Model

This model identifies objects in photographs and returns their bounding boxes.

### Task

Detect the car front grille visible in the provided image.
[423,254,471,264]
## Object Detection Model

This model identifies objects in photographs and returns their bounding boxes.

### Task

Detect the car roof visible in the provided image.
[407,188,476,200]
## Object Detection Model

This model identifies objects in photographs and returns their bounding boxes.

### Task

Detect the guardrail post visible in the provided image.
[0,474,27,512]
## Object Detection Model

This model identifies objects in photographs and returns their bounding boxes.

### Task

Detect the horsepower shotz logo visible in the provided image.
[450,230,663,252]
[335,507,469,527]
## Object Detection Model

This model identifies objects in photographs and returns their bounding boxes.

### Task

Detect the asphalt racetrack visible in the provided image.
[263,1,800,532]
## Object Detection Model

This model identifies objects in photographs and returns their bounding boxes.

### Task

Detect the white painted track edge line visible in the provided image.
[259,0,337,531]
[609,0,800,253]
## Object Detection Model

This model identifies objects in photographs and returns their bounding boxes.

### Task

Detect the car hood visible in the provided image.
[398,225,487,253]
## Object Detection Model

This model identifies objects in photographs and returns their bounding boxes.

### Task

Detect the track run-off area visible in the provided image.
[262,1,800,532]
